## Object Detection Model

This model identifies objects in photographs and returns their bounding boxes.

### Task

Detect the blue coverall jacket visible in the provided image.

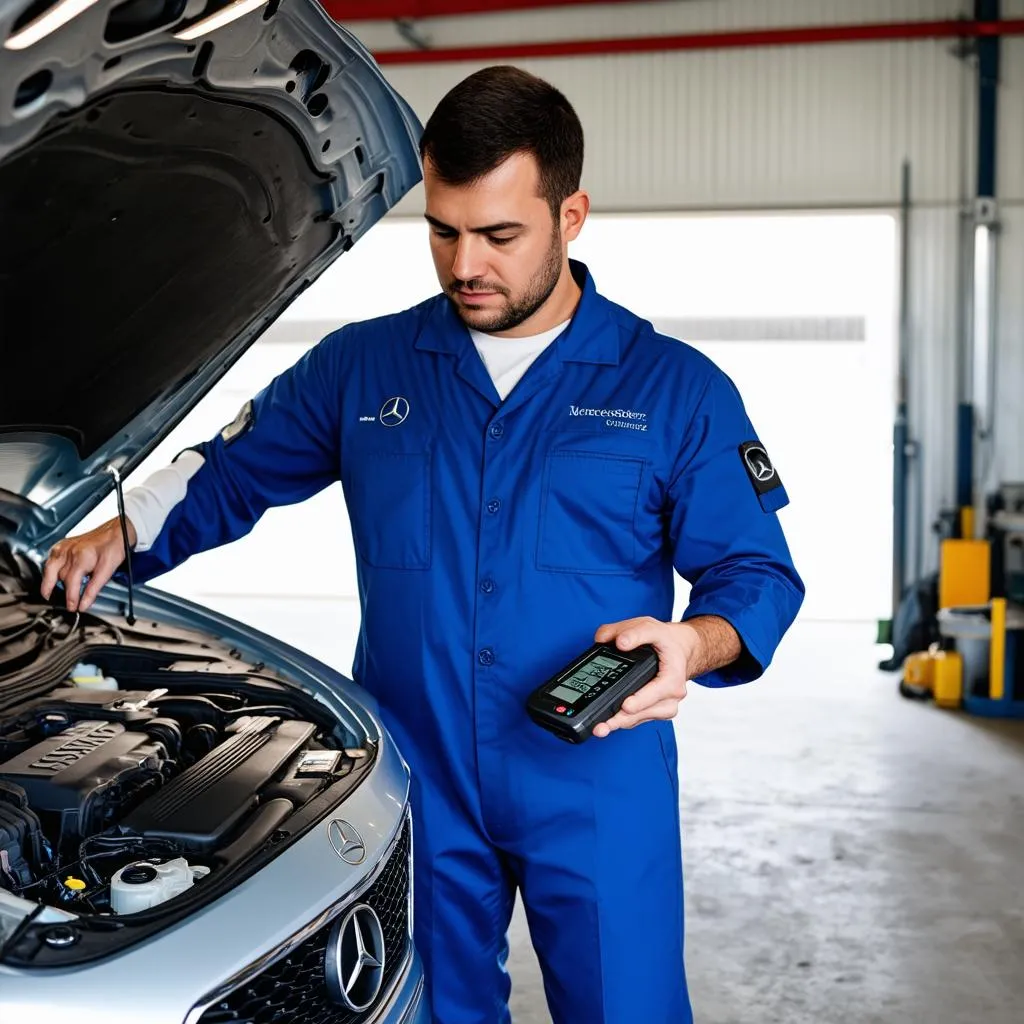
[131,260,805,1024]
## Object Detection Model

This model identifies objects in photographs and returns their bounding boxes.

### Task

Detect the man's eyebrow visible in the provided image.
[472,221,525,233]
[424,215,525,234]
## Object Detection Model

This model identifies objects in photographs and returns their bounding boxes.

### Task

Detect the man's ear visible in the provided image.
[561,189,590,243]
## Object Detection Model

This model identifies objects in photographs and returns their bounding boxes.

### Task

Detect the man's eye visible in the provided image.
[489,236,515,246]
[433,230,457,240]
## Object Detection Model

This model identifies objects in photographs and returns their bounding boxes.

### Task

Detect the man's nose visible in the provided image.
[452,235,487,283]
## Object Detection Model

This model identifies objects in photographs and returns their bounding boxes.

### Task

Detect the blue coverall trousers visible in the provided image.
[384,714,692,1024]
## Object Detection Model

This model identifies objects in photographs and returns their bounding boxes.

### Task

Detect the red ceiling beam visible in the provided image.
[324,0,636,20]
[367,18,1024,65]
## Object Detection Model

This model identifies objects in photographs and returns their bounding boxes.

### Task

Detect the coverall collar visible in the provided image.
[414,260,621,367]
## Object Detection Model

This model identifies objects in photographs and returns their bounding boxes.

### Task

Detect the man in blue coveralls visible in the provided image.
[42,66,803,1023]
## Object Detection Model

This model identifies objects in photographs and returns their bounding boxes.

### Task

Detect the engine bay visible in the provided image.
[0,550,371,948]
[0,678,354,919]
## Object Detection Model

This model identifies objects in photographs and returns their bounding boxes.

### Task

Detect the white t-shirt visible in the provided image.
[124,319,569,551]
[468,320,568,401]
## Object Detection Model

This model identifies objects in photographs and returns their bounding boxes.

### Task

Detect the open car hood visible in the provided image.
[0,0,422,554]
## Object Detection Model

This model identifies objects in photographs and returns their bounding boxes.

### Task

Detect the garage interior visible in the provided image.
[76,1,1024,1021]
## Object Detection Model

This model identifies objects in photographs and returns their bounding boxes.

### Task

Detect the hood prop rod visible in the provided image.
[107,466,136,627]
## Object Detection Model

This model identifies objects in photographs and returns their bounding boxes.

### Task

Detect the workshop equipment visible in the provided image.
[931,598,1024,718]
[986,483,1024,604]
[898,492,1024,717]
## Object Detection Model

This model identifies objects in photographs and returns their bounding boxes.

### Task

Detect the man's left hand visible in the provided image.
[590,617,702,738]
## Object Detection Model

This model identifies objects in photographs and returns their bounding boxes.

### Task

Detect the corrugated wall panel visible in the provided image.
[907,209,961,579]
[995,208,1024,485]
[1000,39,1024,201]
[382,39,970,212]
[994,39,1024,488]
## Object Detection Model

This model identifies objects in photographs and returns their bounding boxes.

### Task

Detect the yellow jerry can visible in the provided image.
[932,650,964,708]
[903,650,935,691]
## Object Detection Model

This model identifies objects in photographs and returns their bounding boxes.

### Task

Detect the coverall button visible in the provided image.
[478,647,495,666]
[486,499,501,514]
[480,578,495,594]
[489,422,504,439]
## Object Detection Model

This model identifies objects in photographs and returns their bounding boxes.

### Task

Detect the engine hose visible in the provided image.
[224,706,300,721]
[143,718,182,759]
[216,798,295,864]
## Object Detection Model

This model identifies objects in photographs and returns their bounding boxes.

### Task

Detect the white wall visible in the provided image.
[567,213,898,623]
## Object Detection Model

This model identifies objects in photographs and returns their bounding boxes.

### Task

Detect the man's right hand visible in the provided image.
[40,517,137,613]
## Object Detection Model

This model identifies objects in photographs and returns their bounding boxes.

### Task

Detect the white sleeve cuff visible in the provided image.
[123,449,205,553]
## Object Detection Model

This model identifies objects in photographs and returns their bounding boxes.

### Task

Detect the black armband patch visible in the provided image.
[220,400,254,446]
[739,440,782,497]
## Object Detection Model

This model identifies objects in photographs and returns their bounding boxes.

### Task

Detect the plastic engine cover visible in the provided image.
[0,721,165,835]
[124,717,316,852]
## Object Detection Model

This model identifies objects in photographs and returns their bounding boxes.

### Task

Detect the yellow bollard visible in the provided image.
[960,505,976,541]
[990,598,1007,701]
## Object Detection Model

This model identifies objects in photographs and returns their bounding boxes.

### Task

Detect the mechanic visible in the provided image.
[41,66,804,1024]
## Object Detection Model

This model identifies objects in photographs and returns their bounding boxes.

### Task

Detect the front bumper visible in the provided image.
[381,950,430,1024]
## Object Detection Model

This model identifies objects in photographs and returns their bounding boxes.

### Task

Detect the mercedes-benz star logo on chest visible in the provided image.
[328,819,366,865]
[379,396,410,427]
[324,904,386,1011]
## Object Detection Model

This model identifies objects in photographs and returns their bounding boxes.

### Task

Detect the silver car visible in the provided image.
[0,0,427,1021]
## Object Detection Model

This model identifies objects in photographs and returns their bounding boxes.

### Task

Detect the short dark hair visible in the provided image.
[419,65,584,216]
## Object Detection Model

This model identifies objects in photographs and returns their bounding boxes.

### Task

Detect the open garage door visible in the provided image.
[81,211,896,669]
[570,213,898,624]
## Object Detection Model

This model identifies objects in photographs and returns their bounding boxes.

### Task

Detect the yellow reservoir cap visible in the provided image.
[64,876,87,891]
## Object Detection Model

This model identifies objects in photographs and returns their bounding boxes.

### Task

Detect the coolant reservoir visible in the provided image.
[68,662,119,690]
[110,859,210,915]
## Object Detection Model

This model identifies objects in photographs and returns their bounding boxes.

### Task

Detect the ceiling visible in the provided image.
[320,2,1024,65]
[322,1,639,18]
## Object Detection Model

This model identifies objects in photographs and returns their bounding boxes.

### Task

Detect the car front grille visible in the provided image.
[197,818,411,1024]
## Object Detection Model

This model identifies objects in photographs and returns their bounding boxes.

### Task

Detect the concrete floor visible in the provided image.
[505,621,1024,1024]
[198,600,1024,1022]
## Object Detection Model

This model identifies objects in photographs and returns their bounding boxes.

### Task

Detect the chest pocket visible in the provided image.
[343,441,432,570]
[537,447,646,575]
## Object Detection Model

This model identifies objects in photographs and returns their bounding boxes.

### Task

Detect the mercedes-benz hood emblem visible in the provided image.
[325,904,386,1011]
[328,819,366,865]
